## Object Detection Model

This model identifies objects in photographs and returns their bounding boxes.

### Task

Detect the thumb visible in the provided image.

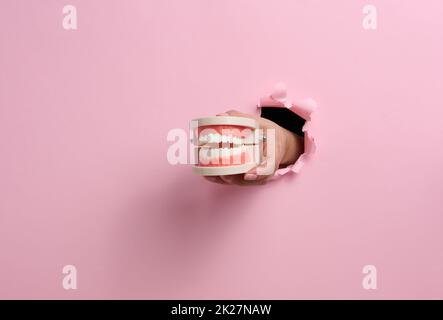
[243,161,273,182]
[224,109,259,120]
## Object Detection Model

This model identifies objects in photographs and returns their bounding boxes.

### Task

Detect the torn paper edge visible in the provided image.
[257,82,317,179]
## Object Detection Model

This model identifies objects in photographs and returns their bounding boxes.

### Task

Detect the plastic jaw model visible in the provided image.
[191,116,261,176]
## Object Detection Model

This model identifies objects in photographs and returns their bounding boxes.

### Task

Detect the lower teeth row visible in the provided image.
[199,146,252,161]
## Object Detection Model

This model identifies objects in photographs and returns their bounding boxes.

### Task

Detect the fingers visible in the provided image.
[205,173,268,186]
[219,175,235,184]
[225,109,246,116]
[228,173,268,185]
[243,163,272,183]
[205,174,242,185]
[204,176,226,184]
[242,134,275,183]
[219,168,271,185]
[218,109,260,120]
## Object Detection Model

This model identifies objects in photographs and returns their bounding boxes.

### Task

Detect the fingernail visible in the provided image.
[244,173,257,181]
[217,113,229,116]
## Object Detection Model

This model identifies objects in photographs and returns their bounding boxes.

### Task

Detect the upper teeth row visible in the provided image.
[199,133,243,144]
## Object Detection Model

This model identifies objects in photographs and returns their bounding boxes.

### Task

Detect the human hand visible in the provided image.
[204,110,304,185]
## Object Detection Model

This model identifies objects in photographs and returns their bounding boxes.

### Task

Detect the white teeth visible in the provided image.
[199,147,211,164]
[220,135,235,144]
[220,148,229,158]
[199,146,254,165]
[220,148,230,165]
[232,147,241,155]
[199,133,220,144]
[209,133,221,143]
[210,148,220,159]
[199,147,245,158]
[199,134,244,145]
[198,135,208,144]
[198,130,257,165]
[232,137,242,145]
[243,145,254,156]
[242,135,254,144]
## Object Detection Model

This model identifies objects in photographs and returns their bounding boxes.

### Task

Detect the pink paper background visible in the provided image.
[1,0,443,299]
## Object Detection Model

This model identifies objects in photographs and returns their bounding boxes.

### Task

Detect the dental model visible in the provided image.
[190,116,261,175]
